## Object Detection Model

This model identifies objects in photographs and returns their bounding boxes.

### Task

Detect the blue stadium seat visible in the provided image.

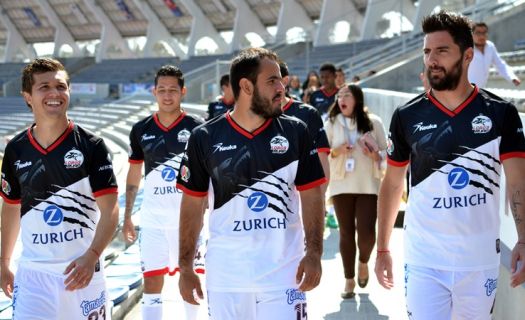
[108,286,129,307]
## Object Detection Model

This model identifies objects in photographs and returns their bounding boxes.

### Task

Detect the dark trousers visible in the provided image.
[332,193,377,279]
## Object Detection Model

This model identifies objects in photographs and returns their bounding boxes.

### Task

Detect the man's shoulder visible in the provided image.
[398,92,428,113]
[183,112,205,126]
[131,114,154,130]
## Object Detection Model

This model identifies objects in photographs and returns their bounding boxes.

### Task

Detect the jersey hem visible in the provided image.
[93,187,118,197]
[176,183,208,197]
[387,158,409,167]
[404,259,500,272]
[317,147,330,154]
[501,151,525,161]
[296,177,328,191]
[0,193,21,204]
[128,159,144,164]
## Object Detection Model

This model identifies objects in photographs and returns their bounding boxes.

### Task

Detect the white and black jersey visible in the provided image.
[0,121,117,276]
[282,99,330,154]
[387,87,525,270]
[128,112,203,229]
[176,111,326,291]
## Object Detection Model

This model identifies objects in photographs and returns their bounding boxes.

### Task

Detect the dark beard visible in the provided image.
[250,86,282,119]
[427,54,463,91]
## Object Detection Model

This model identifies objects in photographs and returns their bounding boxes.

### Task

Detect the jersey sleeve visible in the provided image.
[0,144,21,204]
[386,108,410,166]
[128,125,144,163]
[500,103,525,160]
[176,129,209,197]
[89,139,118,197]
[307,109,330,153]
[295,123,327,191]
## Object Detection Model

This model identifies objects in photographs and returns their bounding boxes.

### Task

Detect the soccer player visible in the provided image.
[206,74,235,120]
[375,12,525,320]
[309,63,338,119]
[468,22,521,88]
[176,47,326,319]
[0,58,118,319]
[122,65,204,320]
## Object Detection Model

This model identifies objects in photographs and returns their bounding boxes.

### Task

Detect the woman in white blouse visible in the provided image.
[324,83,387,298]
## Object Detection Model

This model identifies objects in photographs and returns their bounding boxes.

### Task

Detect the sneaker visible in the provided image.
[326,215,338,229]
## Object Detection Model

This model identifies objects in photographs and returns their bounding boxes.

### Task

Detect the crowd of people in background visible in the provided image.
[2,10,525,320]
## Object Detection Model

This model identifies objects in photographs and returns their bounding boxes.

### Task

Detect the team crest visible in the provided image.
[64,149,84,169]
[270,136,289,154]
[1,177,11,195]
[180,165,190,182]
[178,129,191,143]
[471,114,492,134]
[386,138,394,156]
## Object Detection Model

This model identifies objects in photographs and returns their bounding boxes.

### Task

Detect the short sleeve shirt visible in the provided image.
[0,122,117,275]
[387,87,525,270]
[176,112,326,291]
[128,112,203,228]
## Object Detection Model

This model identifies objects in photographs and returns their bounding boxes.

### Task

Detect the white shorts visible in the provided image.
[12,266,110,320]
[139,227,205,277]
[207,288,307,320]
[404,264,498,320]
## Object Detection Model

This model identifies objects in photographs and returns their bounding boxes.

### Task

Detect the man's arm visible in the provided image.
[122,163,142,243]
[503,157,525,287]
[491,45,521,86]
[179,193,207,305]
[0,202,20,297]
[63,193,118,291]
[296,185,324,292]
[374,164,408,289]
[318,152,330,203]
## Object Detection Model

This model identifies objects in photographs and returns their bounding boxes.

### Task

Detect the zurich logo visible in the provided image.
[161,167,176,182]
[247,192,268,212]
[447,168,469,189]
[43,205,64,226]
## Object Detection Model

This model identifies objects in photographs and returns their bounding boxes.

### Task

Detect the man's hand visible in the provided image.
[0,265,14,298]
[179,270,203,305]
[63,250,99,291]
[122,217,137,244]
[511,242,525,287]
[296,253,322,292]
[512,78,521,86]
[375,252,394,289]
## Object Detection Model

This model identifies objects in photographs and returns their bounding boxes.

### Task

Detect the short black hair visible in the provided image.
[421,11,473,53]
[278,60,289,78]
[155,65,184,88]
[220,74,230,88]
[472,22,488,32]
[22,58,68,94]
[319,63,336,74]
[230,47,279,99]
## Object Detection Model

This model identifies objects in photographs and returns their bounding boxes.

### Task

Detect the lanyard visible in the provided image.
[343,117,358,146]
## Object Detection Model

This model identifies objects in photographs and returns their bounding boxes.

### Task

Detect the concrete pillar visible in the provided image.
[314,0,363,47]
[229,0,274,52]
[179,0,228,57]
[0,5,36,62]
[411,0,442,34]
[132,0,187,58]
[361,0,415,40]
[275,0,315,43]
[38,0,82,57]
[83,0,134,62]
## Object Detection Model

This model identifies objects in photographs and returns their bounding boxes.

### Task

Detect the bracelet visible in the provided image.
[377,249,390,254]
[89,248,101,258]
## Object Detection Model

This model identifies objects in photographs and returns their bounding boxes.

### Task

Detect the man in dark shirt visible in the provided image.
[207,74,235,120]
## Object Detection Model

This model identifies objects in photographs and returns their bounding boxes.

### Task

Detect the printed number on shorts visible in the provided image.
[87,305,106,320]
[295,303,307,320]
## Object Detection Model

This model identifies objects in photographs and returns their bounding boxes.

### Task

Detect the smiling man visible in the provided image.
[375,12,525,320]
[0,58,118,319]
[176,47,326,319]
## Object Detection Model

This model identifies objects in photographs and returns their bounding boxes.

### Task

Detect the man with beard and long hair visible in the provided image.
[176,47,326,319]
[375,11,525,320]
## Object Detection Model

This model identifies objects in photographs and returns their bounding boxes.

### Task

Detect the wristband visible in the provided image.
[377,249,390,254]
[89,248,101,258]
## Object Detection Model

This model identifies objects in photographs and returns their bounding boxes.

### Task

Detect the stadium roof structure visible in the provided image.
[0,0,480,62]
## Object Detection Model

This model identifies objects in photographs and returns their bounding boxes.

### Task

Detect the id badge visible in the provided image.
[345,158,355,172]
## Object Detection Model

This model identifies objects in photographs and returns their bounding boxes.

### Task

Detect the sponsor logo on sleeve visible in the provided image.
[180,165,190,182]
[471,114,492,134]
[270,136,289,154]
[386,137,394,156]
[1,177,11,195]
[64,149,84,169]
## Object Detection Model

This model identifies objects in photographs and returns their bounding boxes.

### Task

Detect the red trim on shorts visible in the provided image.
[153,111,186,132]
[427,86,478,117]
[176,183,208,197]
[93,187,118,197]
[296,177,328,191]
[0,193,21,204]
[226,111,272,139]
[144,267,169,277]
[28,121,74,155]
[281,99,294,112]
[317,147,331,154]
[128,159,143,164]
[387,158,410,167]
[501,152,525,161]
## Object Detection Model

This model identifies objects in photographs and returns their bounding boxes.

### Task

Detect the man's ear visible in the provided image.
[239,78,253,96]
[464,47,474,64]
[22,91,32,107]
[181,86,187,97]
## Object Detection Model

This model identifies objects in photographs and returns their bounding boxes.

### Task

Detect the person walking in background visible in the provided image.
[207,74,235,120]
[302,70,320,104]
[325,83,387,299]
[288,74,303,100]
[122,65,204,320]
[468,22,521,88]
[335,68,346,88]
[375,12,525,319]
[0,58,119,319]
[309,63,338,119]
[176,47,326,319]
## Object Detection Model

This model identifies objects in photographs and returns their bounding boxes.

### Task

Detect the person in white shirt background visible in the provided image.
[468,22,521,88]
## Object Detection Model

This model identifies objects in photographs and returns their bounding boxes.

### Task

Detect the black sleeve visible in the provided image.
[307,110,330,152]
[500,103,525,159]
[295,122,326,190]
[89,139,118,195]
[128,125,144,162]
[386,108,410,165]
[176,128,210,196]
[0,143,21,203]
